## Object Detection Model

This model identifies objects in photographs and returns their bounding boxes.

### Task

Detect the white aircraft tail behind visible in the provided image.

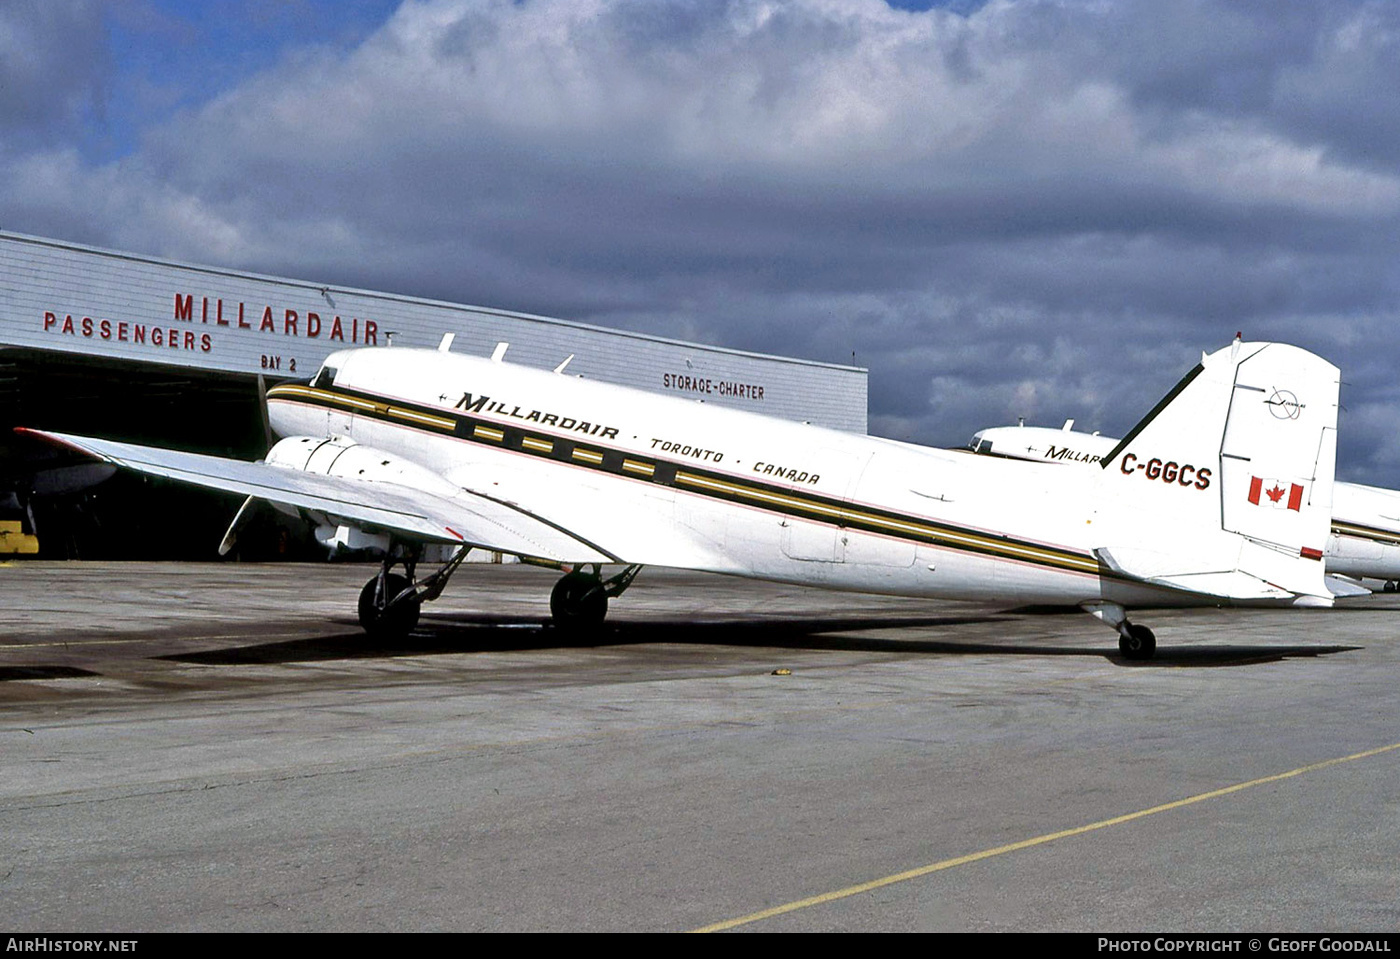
[1092,339,1339,604]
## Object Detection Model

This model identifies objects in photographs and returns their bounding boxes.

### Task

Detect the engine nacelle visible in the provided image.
[265,435,461,499]
[262,435,470,549]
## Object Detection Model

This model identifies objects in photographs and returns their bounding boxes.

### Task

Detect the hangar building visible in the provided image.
[0,231,867,558]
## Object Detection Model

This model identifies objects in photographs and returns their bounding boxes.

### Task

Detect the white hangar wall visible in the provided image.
[0,231,867,433]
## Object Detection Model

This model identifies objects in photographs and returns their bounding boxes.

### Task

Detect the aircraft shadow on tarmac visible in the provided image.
[157,610,1361,669]
[0,665,102,682]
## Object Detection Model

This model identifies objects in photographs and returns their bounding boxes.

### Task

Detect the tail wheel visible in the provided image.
[358,572,420,639]
[550,571,608,629]
[1119,623,1157,661]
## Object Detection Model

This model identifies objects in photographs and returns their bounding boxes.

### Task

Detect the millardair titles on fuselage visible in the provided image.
[20,335,1340,661]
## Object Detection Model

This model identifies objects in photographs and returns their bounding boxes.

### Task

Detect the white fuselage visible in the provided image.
[265,348,1219,609]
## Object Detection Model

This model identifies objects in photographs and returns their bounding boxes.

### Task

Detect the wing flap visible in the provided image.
[17,428,616,564]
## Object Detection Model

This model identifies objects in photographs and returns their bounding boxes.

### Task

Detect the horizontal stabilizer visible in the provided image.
[1324,574,1373,598]
[1094,547,1291,600]
[1140,571,1292,601]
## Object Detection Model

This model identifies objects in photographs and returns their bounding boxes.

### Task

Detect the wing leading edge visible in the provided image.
[16,428,618,565]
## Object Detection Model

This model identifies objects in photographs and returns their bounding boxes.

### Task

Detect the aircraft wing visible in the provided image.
[16,428,618,564]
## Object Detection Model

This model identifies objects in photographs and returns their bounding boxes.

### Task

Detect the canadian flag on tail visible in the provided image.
[1247,476,1304,511]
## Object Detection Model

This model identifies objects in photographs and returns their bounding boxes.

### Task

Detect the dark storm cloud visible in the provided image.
[2,0,1399,482]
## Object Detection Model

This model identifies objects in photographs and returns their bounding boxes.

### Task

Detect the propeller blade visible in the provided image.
[218,495,258,557]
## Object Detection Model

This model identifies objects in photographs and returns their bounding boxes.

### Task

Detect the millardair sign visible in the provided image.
[40,293,381,373]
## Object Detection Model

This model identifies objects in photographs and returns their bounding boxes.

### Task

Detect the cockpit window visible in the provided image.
[976,439,992,454]
[313,366,338,389]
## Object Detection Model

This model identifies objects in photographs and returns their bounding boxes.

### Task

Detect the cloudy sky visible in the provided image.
[3,0,1399,482]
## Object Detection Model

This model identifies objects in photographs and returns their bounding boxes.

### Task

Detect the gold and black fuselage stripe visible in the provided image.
[1331,520,1400,548]
[268,382,1106,578]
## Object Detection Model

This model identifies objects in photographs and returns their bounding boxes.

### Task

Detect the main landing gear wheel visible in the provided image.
[550,571,608,630]
[1118,623,1156,661]
[354,541,471,640]
[358,571,420,639]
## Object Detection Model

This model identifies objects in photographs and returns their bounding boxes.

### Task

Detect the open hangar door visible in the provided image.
[1,348,321,560]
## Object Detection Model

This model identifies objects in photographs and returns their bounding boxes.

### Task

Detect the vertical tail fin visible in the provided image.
[1093,340,1339,603]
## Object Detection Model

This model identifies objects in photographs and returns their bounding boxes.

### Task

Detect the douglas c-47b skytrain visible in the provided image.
[21,336,1341,660]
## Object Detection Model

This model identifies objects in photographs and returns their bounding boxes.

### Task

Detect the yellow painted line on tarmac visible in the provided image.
[692,740,1400,933]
